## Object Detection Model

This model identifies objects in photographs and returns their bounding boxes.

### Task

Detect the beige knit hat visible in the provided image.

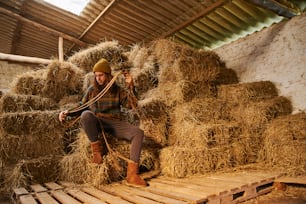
[93,58,111,74]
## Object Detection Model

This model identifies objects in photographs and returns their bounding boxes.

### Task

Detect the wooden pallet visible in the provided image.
[14,171,282,204]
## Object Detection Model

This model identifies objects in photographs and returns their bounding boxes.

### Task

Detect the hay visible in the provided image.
[170,121,242,148]
[137,97,169,147]
[10,69,47,95]
[260,113,306,176]
[42,60,84,102]
[159,145,245,178]
[82,72,94,92]
[231,96,292,128]
[0,110,64,136]
[150,39,225,84]
[60,130,158,186]
[127,44,159,99]
[171,98,231,125]
[0,94,58,113]
[68,40,125,73]
[218,81,278,104]
[59,95,82,110]
[0,131,64,164]
[146,80,217,107]
[1,156,60,194]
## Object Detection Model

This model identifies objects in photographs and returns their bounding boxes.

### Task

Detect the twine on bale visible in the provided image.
[61,70,133,165]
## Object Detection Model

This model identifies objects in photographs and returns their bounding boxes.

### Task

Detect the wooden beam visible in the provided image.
[245,0,300,18]
[58,37,64,62]
[0,53,51,64]
[66,0,121,54]
[160,0,229,38]
[0,7,87,47]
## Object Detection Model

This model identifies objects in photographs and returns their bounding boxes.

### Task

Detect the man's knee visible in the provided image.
[81,110,95,121]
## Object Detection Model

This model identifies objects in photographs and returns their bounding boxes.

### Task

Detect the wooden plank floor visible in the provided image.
[14,171,282,204]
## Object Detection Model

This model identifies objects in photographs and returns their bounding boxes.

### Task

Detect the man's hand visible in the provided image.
[59,110,68,122]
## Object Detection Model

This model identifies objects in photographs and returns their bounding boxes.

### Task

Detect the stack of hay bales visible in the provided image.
[218,82,292,163]
[259,112,306,176]
[58,41,160,187]
[0,96,65,193]
[124,39,294,178]
[0,59,88,194]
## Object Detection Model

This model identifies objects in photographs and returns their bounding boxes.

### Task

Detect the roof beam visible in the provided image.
[0,7,87,48]
[66,0,121,56]
[160,0,229,38]
[244,0,300,18]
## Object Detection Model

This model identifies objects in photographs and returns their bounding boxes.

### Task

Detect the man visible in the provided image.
[59,58,147,187]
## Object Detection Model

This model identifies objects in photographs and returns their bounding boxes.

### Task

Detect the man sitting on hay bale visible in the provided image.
[59,58,147,187]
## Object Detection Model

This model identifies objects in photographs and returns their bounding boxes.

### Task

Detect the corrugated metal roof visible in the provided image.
[0,0,304,61]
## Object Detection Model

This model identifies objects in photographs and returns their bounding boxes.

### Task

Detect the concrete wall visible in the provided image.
[0,61,33,93]
[215,13,306,113]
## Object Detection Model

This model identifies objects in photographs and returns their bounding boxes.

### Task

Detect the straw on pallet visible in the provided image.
[0,156,61,193]
[260,112,306,176]
[0,94,58,113]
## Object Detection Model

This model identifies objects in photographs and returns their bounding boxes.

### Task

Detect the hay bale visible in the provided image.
[146,80,217,107]
[159,146,232,177]
[169,121,242,148]
[260,113,306,176]
[60,130,158,186]
[0,94,58,113]
[42,60,84,102]
[150,39,225,84]
[82,72,94,92]
[231,96,292,128]
[10,69,47,95]
[160,146,209,177]
[68,40,125,73]
[171,98,231,125]
[1,156,60,192]
[0,110,64,136]
[137,98,169,147]
[127,44,159,98]
[214,68,239,85]
[0,132,64,164]
[59,95,82,110]
[218,81,278,104]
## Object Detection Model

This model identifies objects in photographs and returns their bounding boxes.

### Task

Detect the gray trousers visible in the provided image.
[80,110,144,163]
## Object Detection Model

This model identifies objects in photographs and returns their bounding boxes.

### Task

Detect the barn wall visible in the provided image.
[215,13,306,113]
[0,61,33,93]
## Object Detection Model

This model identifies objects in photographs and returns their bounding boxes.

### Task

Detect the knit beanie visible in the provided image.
[93,58,111,74]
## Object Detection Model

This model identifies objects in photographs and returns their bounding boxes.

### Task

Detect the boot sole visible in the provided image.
[122,180,148,188]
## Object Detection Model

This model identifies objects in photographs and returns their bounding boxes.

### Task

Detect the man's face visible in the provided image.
[94,71,106,85]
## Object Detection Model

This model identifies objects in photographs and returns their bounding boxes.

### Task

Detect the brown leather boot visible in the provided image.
[126,161,147,187]
[91,141,103,164]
